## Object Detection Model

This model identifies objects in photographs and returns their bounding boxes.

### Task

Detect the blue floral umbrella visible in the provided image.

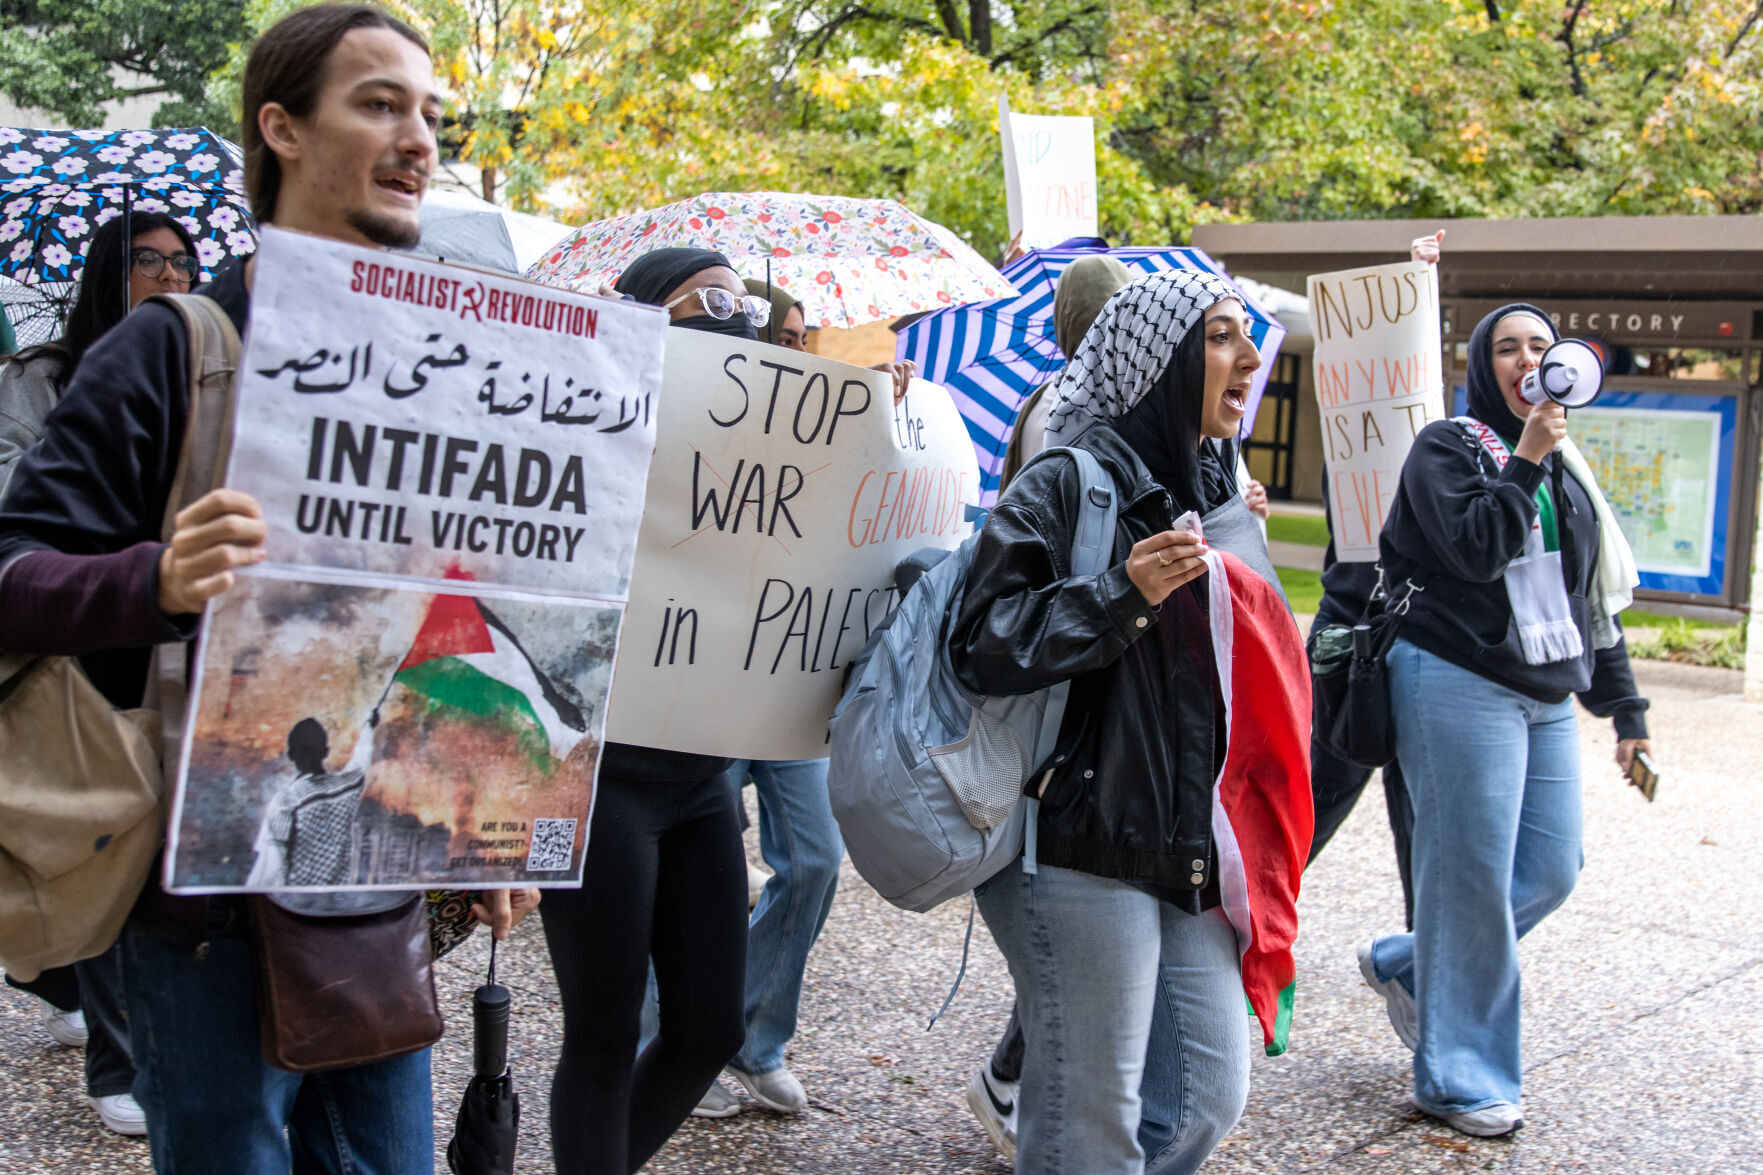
[0,127,256,290]
[897,239,1287,503]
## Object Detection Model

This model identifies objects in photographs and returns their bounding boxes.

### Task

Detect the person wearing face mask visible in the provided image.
[1359,303,1652,1139]
[0,211,199,499]
[949,269,1312,1175]
[536,247,754,1173]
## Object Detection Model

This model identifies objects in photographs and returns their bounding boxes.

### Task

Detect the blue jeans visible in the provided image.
[120,911,433,1174]
[731,758,843,1074]
[976,857,1248,1175]
[1371,639,1583,1113]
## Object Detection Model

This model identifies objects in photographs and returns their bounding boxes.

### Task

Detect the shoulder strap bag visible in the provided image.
[0,293,239,982]
[1307,567,1423,769]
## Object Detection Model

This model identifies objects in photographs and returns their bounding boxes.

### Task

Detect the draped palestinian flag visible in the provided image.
[394,584,588,768]
[1200,548,1314,1056]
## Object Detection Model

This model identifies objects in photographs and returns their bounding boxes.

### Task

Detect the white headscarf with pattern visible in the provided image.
[1043,268,1240,447]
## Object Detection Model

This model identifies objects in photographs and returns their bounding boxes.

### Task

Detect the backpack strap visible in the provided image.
[143,292,242,771]
[1021,445,1120,874]
[150,293,242,541]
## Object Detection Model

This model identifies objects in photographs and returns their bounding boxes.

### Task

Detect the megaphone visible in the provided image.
[1519,338,1604,408]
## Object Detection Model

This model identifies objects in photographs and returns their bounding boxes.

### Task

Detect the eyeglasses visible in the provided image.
[662,286,772,327]
[131,247,198,282]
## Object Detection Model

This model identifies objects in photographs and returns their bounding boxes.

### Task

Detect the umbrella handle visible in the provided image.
[472,981,512,1078]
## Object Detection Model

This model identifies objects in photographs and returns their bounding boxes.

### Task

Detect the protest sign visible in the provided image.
[604,331,979,761]
[165,226,667,894]
[1305,260,1445,562]
[999,95,1099,251]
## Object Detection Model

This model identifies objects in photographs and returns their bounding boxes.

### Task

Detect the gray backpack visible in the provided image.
[827,446,1119,913]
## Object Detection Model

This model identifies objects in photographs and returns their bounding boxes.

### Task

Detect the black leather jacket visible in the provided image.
[949,426,1224,894]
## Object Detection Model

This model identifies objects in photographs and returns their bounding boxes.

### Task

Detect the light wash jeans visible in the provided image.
[727,757,843,1074]
[1370,639,1583,1114]
[639,758,843,1075]
[121,911,432,1175]
[975,857,1249,1175]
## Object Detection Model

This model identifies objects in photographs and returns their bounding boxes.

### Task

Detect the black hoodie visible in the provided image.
[1376,303,1648,739]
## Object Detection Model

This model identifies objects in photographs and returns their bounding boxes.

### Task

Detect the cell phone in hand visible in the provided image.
[1627,750,1661,803]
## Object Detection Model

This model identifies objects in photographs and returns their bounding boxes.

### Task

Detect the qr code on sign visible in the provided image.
[525,819,578,872]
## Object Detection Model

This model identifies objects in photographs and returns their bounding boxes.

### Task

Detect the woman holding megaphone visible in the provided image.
[1358,304,1653,1138]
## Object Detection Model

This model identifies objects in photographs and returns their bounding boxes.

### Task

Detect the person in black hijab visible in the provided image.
[952,269,1300,1175]
[1109,323,1246,519]
[537,246,756,1175]
[1361,301,1650,1139]
[613,246,763,339]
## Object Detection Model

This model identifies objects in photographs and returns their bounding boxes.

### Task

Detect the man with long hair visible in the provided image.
[0,6,499,1169]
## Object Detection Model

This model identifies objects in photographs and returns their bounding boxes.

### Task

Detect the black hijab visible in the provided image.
[613,246,757,340]
[1466,301,1556,441]
[1109,324,1241,517]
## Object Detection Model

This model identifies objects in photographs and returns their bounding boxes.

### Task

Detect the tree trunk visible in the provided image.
[480,165,499,205]
[970,0,993,55]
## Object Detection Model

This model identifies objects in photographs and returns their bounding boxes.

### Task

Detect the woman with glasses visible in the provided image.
[0,209,197,1139]
[537,247,759,1175]
[0,211,199,496]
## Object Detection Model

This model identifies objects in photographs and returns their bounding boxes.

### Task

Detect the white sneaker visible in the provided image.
[747,862,772,909]
[727,1064,808,1113]
[1357,940,1418,1051]
[1418,1097,1524,1138]
[965,1063,1018,1163]
[690,1080,742,1119]
[88,1093,148,1136]
[39,1001,87,1048]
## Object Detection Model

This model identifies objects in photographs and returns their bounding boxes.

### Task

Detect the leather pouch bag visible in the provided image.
[248,893,443,1073]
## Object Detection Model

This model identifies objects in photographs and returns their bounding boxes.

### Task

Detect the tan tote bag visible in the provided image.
[0,293,239,981]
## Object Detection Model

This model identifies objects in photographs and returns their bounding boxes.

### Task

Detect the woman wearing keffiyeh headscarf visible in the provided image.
[1361,304,1651,1139]
[950,269,1314,1175]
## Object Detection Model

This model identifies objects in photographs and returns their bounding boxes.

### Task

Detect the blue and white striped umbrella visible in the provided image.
[897,242,1287,503]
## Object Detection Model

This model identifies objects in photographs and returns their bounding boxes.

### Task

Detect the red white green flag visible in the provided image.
[1199,547,1315,1056]
[394,578,588,768]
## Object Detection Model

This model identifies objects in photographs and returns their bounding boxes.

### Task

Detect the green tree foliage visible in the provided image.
[0,0,248,128]
[1108,0,1763,221]
[40,0,1763,250]
[391,0,726,208]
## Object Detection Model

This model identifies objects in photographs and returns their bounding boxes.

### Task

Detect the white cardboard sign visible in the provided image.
[1305,261,1446,562]
[999,95,1100,251]
[166,227,666,894]
[605,331,979,760]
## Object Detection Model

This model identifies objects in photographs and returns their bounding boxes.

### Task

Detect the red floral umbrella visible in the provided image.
[525,192,1016,329]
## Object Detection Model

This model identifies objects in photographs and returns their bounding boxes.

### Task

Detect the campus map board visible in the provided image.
[1451,385,1737,597]
[1571,404,1719,578]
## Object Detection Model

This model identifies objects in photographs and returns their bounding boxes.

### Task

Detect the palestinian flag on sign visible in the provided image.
[395,580,588,768]
[1194,545,1315,1057]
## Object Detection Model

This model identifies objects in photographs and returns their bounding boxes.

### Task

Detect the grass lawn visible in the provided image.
[1624,609,1730,631]
[1276,567,1323,614]
[1266,513,1330,548]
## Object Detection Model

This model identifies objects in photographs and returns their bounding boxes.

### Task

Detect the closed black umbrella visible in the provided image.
[447,938,520,1175]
